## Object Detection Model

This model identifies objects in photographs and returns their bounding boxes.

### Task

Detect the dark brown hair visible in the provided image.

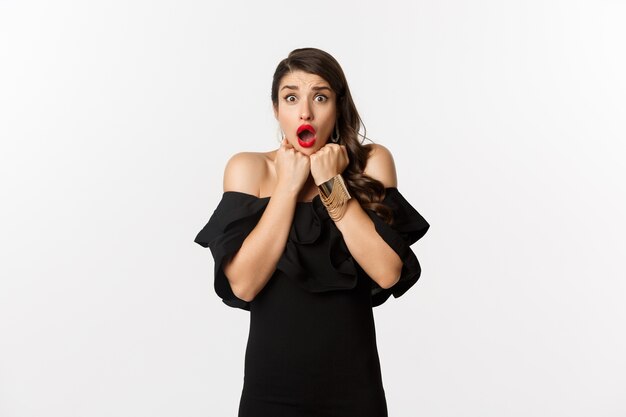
[271,47,393,224]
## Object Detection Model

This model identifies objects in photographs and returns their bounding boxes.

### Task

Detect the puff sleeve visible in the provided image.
[193,192,270,311]
[364,187,430,307]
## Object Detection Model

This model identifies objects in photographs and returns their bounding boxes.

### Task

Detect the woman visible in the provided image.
[194,47,430,417]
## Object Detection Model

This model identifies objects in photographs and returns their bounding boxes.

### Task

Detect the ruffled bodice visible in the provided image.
[194,187,429,310]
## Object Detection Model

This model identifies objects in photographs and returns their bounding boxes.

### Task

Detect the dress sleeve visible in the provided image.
[364,187,430,307]
[193,192,269,311]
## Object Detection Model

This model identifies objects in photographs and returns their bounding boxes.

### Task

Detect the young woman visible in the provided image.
[195,47,430,417]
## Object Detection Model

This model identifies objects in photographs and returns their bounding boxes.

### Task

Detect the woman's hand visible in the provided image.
[274,138,310,195]
[309,143,350,185]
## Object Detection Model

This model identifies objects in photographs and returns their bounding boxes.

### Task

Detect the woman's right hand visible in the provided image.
[274,138,310,196]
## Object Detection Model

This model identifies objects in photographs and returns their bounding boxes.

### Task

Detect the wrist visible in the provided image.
[314,170,343,186]
[317,174,352,221]
[272,184,300,202]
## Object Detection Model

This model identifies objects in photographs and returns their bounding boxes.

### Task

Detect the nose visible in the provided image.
[300,101,312,120]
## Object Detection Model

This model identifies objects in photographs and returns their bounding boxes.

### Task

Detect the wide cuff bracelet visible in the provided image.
[318,174,352,221]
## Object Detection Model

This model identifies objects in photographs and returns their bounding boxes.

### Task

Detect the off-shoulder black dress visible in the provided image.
[194,187,429,417]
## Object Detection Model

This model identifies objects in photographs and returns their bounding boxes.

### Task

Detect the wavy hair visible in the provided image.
[271,47,393,224]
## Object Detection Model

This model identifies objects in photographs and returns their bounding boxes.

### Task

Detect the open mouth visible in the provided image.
[297,124,316,148]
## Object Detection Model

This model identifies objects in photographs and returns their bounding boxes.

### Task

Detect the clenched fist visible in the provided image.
[309,143,350,186]
[274,138,311,195]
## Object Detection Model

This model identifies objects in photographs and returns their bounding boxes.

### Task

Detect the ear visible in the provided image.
[273,104,278,120]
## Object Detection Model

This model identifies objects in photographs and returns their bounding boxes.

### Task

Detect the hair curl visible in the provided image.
[271,47,394,225]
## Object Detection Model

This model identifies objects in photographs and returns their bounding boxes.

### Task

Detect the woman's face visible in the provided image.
[274,70,337,155]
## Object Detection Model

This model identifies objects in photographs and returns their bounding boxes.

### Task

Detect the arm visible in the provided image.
[333,144,403,289]
[223,140,310,302]
[221,153,298,302]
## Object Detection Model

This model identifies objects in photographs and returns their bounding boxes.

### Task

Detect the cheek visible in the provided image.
[277,107,297,122]
[276,110,289,125]
[324,114,337,131]
[325,105,337,123]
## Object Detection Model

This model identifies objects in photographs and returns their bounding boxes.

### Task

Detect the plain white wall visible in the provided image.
[1,0,624,416]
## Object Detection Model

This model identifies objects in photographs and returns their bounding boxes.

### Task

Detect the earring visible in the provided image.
[330,125,340,143]
[277,126,285,143]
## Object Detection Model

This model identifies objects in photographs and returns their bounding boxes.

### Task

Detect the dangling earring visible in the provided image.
[277,126,285,143]
[330,124,340,143]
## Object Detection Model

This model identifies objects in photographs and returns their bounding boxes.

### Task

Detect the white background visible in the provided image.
[1,0,625,416]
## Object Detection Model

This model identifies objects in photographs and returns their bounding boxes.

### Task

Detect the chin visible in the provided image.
[296,147,315,155]
[303,141,329,153]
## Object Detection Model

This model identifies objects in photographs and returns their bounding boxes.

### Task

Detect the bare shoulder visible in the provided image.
[362,143,398,188]
[223,152,268,196]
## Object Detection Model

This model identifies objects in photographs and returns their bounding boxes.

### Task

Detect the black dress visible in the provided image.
[194,187,429,417]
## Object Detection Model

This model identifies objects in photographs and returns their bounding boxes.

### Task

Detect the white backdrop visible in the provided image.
[1,0,625,416]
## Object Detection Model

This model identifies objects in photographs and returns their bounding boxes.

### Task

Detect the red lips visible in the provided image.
[297,124,316,148]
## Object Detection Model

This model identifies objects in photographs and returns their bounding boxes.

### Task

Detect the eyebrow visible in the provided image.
[280,85,333,92]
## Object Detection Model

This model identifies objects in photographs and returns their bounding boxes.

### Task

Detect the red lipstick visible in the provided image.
[297,124,316,148]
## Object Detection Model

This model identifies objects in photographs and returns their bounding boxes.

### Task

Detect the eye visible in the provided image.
[314,95,328,102]
[284,95,297,103]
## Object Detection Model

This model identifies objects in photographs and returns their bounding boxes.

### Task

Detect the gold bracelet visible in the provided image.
[318,174,351,221]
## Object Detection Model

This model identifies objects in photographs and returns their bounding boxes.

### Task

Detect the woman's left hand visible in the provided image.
[310,143,350,185]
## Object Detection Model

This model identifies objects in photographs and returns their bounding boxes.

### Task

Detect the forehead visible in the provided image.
[279,70,331,89]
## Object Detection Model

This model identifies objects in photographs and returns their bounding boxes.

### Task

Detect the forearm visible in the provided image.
[334,198,403,289]
[223,189,297,301]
